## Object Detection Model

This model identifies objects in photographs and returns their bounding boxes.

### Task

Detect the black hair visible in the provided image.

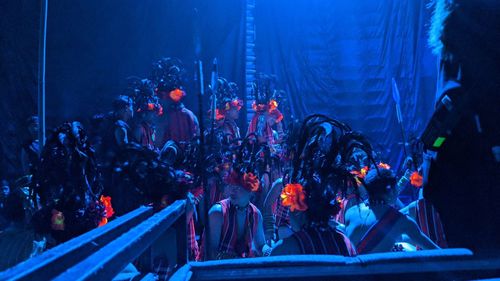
[288,114,375,224]
[364,168,397,200]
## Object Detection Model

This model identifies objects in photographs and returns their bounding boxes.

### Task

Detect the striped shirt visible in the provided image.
[187,218,199,261]
[217,199,260,259]
[292,226,356,256]
[415,199,448,248]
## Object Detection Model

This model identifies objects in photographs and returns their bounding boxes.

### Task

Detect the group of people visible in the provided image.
[0,58,449,277]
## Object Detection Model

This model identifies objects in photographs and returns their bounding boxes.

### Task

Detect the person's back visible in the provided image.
[274,224,355,256]
[271,182,356,257]
[345,169,439,254]
[400,198,448,248]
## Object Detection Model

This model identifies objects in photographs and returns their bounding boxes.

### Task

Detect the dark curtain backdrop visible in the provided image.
[45,0,245,123]
[0,0,40,179]
[1,0,437,178]
[0,0,245,179]
[255,0,437,168]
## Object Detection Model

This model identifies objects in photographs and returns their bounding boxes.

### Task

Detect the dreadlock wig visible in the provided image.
[284,114,375,225]
[31,122,107,243]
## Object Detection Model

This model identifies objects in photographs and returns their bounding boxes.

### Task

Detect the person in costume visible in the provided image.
[214,79,243,144]
[95,95,134,170]
[400,153,448,248]
[270,115,363,255]
[206,167,269,260]
[247,74,284,146]
[20,116,40,176]
[152,57,199,147]
[31,122,109,246]
[130,78,162,151]
[345,168,439,254]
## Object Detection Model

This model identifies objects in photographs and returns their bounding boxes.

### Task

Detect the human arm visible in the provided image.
[207,204,223,260]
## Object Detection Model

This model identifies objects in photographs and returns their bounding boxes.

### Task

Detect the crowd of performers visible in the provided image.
[0,58,448,276]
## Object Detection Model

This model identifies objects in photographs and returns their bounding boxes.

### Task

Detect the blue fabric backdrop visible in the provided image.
[0,0,437,178]
[255,0,437,168]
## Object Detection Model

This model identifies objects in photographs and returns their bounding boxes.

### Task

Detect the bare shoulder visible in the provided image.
[208,204,222,216]
[345,203,368,220]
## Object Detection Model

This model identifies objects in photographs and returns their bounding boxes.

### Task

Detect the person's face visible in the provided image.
[226,108,239,120]
[227,184,251,206]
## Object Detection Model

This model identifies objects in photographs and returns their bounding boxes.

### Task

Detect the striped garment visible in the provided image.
[274,197,290,228]
[291,226,356,256]
[415,199,448,248]
[136,121,156,149]
[222,120,241,142]
[247,112,274,144]
[187,217,199,261]
[356,207,402,254]
[217,199,260,259]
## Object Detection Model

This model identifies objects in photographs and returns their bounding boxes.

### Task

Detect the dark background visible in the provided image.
[0,0,436,179]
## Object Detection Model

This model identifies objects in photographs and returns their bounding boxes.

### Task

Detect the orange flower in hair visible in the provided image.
[351,166,369,179]
[225,170,260,192]
[231,99,242,110]
[226,99,242,111]
[215,109,225,121]
[100,195,115,218]
[410,171,423,188]
[335,195,344,209]
[281,183,308,212]
[377,162,391,169]
[169,88,185,102]
[268,99,278,112]
[243,172,260,192]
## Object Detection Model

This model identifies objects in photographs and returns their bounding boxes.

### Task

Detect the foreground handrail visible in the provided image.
[53,200,186,281]
[171,249,500,280]
[0,206,153,281]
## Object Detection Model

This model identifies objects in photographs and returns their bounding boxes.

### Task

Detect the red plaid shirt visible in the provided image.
[188,217,199,260]
[416,199,448,248]
[217,199,260,258]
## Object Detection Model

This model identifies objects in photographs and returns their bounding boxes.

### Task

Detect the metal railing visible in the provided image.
[0,200,187,280]
[170,249,500,281]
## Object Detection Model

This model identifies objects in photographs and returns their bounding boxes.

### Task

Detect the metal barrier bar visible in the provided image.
[53,200,186,281]
[0,206,153,281]
[171,249,500,281]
